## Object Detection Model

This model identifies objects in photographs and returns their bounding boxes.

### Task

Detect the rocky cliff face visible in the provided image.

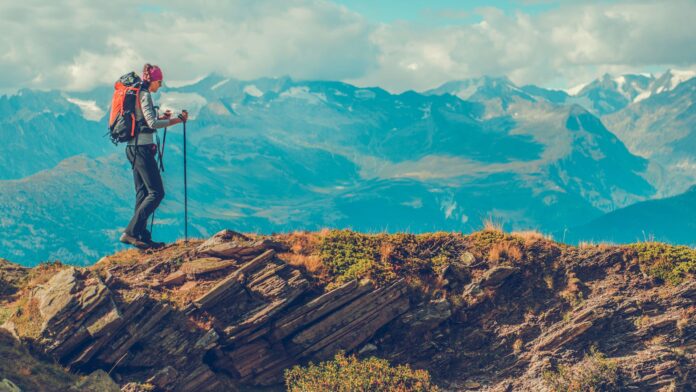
[1,231,411,391]
[1,229,694,391]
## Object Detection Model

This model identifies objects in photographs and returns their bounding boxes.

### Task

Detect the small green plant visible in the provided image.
[318,230,391,285]
[285,352,439,392]
[543,347,621,392]
[469,230,509,251]
[0,306,14,325]
[628,243,696,285]
[317,230,466,286]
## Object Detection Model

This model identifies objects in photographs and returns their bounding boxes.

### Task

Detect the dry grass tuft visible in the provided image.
[10,297,43,338]
[544,274,555,290]
[578,241,614,250]
[278,231,326,277]
[578,241,595,249]
[488,241,523,263]
[560,272,584,307]
[283,230,323,256]
[284,254,324,274]
[512,230,552,244]
[482,217,504,233]
[380,241,396,264]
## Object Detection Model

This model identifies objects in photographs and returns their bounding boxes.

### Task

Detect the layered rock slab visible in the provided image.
[2,230,411,390]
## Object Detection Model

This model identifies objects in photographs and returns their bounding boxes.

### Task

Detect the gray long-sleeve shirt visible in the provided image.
[128,89,169,146]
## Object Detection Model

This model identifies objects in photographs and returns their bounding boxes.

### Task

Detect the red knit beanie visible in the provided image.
[142,64,163,82]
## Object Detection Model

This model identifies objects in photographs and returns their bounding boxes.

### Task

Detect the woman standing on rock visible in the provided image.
[119,64,188,250]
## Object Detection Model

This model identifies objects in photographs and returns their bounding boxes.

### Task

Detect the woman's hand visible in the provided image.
[178,110,188,122]
[167,110,189,126]
[158,110,172,120]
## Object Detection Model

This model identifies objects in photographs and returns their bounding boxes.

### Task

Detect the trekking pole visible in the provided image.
[181,110,189,243]
[149,129,165,235]
[149,106,161,236]
[159,124,168,172]
[149,108,169,235]
[156,107,170,172]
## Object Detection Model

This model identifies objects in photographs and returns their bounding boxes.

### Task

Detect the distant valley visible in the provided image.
[1,69,694,265]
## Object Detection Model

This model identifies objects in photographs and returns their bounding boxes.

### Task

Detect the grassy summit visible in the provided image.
[276,228,694,289]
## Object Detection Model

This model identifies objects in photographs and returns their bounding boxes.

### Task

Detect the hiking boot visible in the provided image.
[119,232,151,250]
[143,239,166,249]
[140,230,165,249]
[140,229,153,242]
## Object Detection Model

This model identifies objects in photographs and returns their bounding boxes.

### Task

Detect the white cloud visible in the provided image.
[0,0,695,93]
[350,0,696,91]
[0,0,376,92]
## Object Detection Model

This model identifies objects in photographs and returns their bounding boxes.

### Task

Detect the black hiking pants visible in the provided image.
[125,144,164,239]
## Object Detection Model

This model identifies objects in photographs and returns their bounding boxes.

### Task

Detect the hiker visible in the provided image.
[118,63,188,249]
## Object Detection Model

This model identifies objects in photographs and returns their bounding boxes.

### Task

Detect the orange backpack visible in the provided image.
[107,72,143,144]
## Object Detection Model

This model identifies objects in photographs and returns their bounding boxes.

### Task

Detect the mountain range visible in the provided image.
[0,69,694,265]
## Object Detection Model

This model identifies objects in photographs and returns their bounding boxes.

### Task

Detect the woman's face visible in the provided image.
[149,80,162,93]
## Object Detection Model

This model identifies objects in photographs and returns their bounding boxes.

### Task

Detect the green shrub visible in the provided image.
[285,352,439,392]
[543,348,620,392]
[317,230,468,286]
[628,243,696,285]
[318,230,391,285]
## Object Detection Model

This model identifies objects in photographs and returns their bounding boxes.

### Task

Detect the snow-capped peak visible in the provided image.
[564,69,695,104]
[566,82,587,96]
[658,69,696,92]
[613,75,626,89]
[633,90,652,103]
[64,96,105,121]
[243,84,264,97]
[634,69,696,102]
[211,78,231,90]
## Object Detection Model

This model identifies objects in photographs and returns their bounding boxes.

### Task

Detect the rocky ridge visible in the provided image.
[0,229,694,391]
[1,230,410,391]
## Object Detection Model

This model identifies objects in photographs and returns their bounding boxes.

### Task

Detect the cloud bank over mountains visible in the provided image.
[1,0,695,93]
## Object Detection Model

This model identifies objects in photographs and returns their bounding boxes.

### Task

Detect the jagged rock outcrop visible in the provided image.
[375,243,695,391]
[2,231,411,390]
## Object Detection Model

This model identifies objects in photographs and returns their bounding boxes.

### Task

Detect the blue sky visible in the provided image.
[333,0,559,24]
[0,0,694,93]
